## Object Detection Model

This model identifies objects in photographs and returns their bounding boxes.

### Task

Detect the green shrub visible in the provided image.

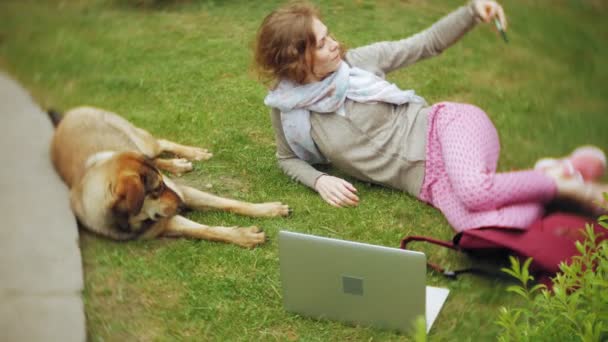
[496,194,608,342]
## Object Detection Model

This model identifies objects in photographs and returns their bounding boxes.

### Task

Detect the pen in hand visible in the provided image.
[494,17,509,43]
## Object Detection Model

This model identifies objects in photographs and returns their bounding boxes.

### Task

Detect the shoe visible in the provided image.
[569,145,606,182]
[534,145,606,182]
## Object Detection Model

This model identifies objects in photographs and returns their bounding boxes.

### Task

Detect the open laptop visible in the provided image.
[278,230,449,334]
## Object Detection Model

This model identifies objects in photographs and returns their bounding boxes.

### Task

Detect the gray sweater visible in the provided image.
[270,4,478,196]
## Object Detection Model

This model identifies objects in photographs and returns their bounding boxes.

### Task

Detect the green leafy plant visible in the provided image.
[496,193,608,342]
[412,315,427,342]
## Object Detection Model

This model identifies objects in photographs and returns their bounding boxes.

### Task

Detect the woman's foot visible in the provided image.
[542,163,607,214]
[535,145,606,182]
[579,182,608,215]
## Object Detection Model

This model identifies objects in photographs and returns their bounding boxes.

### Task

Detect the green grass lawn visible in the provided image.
[2,0,607,340]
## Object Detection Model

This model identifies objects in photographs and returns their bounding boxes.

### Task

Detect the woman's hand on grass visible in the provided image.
[473,0,507,30]
[314,175,359,208]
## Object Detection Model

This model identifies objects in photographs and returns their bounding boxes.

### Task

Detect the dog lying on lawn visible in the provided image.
[49,106,290,248]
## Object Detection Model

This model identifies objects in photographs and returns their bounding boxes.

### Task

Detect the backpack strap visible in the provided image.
[400,235,456,249]
[400,235,458,278]
[400,235,508,280]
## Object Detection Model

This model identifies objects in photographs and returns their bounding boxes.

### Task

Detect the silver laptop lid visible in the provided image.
[278,231,426,334]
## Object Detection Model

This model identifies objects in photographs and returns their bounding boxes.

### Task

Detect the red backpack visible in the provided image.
[400,213,606,287]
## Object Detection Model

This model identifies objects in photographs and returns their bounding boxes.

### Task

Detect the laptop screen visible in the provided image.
[278,230,431,334]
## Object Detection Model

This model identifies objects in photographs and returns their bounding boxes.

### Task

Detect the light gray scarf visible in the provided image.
[264,62,425,164]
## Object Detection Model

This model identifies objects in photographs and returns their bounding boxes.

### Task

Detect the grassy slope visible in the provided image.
[1,0,607,340]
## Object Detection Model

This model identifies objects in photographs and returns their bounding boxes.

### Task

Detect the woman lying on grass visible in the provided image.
[253,0,607,232]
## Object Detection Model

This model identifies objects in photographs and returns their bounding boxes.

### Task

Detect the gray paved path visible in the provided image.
[0,72,85,342]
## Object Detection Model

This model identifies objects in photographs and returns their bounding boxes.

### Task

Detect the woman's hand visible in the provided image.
[472,0,507,30]
[314,175,359,208]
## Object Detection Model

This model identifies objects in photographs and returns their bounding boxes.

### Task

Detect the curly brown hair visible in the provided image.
[253,2,343,87]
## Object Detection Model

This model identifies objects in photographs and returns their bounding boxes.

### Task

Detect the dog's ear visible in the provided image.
[139,164,164,197]
[112,174,145,221]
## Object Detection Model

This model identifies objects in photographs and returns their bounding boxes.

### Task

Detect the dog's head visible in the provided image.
[105,152,183,234]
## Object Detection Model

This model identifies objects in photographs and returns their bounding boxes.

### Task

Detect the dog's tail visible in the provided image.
[47,109,63,127]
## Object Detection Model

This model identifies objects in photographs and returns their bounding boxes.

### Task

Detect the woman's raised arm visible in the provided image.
[346,1,505,76]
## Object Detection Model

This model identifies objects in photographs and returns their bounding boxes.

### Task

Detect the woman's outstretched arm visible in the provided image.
[346,1,505,76]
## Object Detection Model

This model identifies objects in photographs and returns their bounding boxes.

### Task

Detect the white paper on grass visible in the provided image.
[426,286,450,333]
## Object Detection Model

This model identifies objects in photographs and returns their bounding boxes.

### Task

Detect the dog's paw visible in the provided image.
[252,202,291,217]
[184,147,213,161]
[168,158,193,175]
[235,226,266,248]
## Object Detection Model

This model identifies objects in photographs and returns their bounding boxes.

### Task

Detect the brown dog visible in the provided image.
[50,106,290,248]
